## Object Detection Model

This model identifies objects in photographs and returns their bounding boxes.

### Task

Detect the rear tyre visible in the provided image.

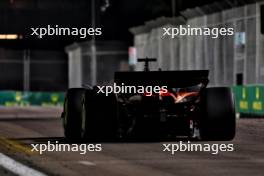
[82,91,118,141]
[62,88,85,141]
[200,87,236,141]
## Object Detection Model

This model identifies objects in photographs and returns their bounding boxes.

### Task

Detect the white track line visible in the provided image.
[78,161,96,166]
[0,153,47,176]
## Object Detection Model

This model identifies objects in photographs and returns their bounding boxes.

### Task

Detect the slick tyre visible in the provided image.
[62,88,85,141]
[200,87,236,141]
[82,91,118,141]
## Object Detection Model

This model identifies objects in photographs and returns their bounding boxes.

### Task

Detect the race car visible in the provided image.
[61,58,236,141]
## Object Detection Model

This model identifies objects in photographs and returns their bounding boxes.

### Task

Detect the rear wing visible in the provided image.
[114,70,209,88]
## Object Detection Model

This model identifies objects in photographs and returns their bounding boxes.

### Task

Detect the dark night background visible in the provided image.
[0,0,260,91]
[0,0,256,49]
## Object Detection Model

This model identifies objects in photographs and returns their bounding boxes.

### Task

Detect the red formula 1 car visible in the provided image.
[61,58,236,141]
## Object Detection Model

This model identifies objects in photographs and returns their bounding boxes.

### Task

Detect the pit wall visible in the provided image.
[131,2,264,87]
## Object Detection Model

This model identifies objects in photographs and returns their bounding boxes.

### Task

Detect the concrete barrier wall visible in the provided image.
[233,85,264,115]
[0,91,64,106]
[0,87,263,116]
